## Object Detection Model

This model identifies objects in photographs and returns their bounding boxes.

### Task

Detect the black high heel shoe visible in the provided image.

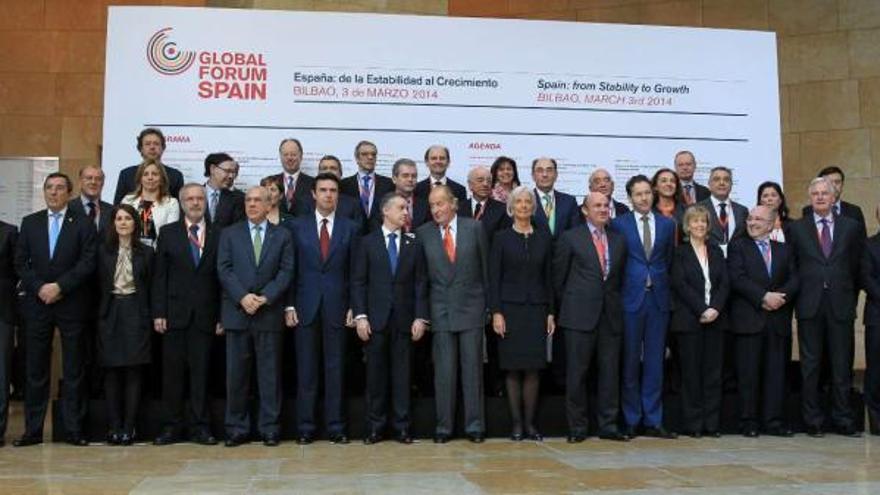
[525,426,543,442]
[107,430,122,446]
[120,429,136,446]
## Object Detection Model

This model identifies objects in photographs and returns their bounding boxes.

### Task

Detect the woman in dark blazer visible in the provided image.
[489,185,555,441]
[98,204,154,445]
[671,204,729,437]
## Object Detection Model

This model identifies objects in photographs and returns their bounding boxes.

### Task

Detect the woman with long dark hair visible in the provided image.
[490,156,521,203]
[651,168,686,243]
[757,181,790,242]
[98,204,154,445]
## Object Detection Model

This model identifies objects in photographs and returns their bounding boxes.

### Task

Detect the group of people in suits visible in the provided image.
[2,125,879,449]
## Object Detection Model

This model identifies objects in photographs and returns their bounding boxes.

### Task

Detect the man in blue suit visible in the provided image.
[611,175,677,439]
[284,173,360,445]
[531,157,579,239]
[217,186,294,447]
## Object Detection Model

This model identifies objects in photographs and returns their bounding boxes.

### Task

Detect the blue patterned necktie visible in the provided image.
[360,175,372,215]
[188,224,201,266]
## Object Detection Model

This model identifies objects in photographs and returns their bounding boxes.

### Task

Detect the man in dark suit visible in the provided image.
[13,173,96,446]
[789,177,862,437]
[113,128,184,204]
[216,186,294,447]
[307,155,366,229]
[555,192,628,443]
[611,175,677,439]
[698,166,748,254]
[417,185,489,443]
[464,166,510,238]
[727,205,799,437]
[0,220,18,446]
[284,173,360,444]
[389,158,427,231]
[674,150,710,205]
[531,157,579,239]
[801,166,867,239]
[340,141,394,232]
[69,166,112,234]
[152,184,222,446]
[413,145,468,208]
[589,168,629,219]
[270,138,315,217]
[351,192,429,444]
[862,203,880,434]
[203,153,245,229]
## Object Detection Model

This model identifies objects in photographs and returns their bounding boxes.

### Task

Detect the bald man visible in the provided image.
[588,168,629,219]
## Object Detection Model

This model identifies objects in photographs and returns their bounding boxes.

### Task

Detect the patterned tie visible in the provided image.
[320,218,330,262]
[758,240,771,276]
[684,184,694,205]
[49,212,62,259]
[819,219,832,258]
[209,190,219,220]
[286,175,295,209]
[86,201,97,221]
[543,193,555,235]
[387,232,398,275]
[641,214,652,287]
[360,175,372,215]
[252,224,262,265]
[188,224,201,266]
[474,201,484,220]
[718,202,729,243]
[404,198,412,233]
[443,224,455,263]
[592,228,607,278]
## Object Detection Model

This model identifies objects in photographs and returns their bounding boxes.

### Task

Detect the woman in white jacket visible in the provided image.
[120,159,179,249]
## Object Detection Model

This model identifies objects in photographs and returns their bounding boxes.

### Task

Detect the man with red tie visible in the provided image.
[270,138,314,217]
[674,150,710,205]
[788,177,862,437]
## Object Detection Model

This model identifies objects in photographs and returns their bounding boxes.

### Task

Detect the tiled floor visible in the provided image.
[2,403,880,494]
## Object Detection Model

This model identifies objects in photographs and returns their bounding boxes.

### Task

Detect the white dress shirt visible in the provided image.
[709,195,736,243]
[315,209,336,239]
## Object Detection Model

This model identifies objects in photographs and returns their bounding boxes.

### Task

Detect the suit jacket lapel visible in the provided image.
[626,215,648,263]
[375,231,393,278]
[258,223,275,266]
[242,223,257,267]
[303,216,321,263]
[53,210,77,260]
[427,223,452,276]
[325,218,343,265]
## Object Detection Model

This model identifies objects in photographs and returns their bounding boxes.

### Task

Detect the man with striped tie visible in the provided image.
[674,150,710,205]
[340,141,394,232]
[271,138,315,217]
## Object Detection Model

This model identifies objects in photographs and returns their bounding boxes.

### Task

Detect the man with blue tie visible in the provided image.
[217,186,294,447]
[611,175,677,439]
[351,192,429,444]
[203,153,245,229]
[788,177,862,437]
[13,173,97,446]
[340,141,394,232]
[285,173,360,444]
[531,157,579,240]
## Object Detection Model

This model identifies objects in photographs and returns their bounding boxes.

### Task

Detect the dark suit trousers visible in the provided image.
[0,321,11,437]
[735,329,790,430]
[23,310,86,437]
[622,291,669,428]
[432,328,484,436]
[225,329,282,437]
[564,323,621,436]
[675,322,724,433]
[295,309,347,436]
[798,293,855,429]
[866,325,880,430]
[162,327,213,434]
[364,319,411,434]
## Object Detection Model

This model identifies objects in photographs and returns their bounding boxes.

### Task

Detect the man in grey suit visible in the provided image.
[217,186,294,447]
[416,185,489,443]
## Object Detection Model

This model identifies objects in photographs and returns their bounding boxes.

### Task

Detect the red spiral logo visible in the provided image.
[147,27,195,76]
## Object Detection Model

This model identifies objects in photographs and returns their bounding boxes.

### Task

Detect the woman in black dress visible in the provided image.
[670,204,729,437]
[98,204,154,445]
[489,185,555,441]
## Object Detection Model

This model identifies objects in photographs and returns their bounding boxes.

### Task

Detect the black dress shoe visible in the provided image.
[224,435,249,447]
[525,426,543,442]
[107,431,122,445]
[67,434,89,446]
[467,433,485,443]
[329,434,350,444]
[742,428,759,438]
[643,426,677,439]
[510,432,524,442]
[598,430,629,442]
[682,430,702,439]
[263,434,280,446]
[363,433,383,445]
[13,435,42,447]
[433,434,450,444]
[623,425,638,439]
[567,434,587,443]
[119,431,134,446]
[765,427,794,438]
[154,430,180,446]
[296,434,314,445]
[191,431,218,446]
[704,430,722,438]
[836,425,861,437]
[395,431,413,444]
[806,425,824,438]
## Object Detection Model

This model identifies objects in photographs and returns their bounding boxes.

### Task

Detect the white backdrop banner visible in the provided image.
[102,6,781,204]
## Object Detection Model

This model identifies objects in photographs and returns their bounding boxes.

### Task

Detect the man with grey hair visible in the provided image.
[727,204,799,437]
[467,166,510,239]
[588,168,629,219]
[698,166,748,254]
[674,150,710,205]
[788,177,862,437]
